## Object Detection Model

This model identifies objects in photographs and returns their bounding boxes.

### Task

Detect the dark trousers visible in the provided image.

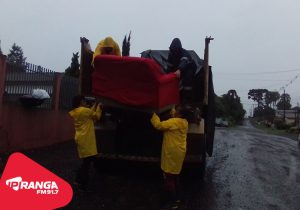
[76,156,96,188]
[163,172,181,201]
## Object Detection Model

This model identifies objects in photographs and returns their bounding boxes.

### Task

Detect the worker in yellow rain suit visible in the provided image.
[69,95,102,191]
[92,36,121,65]
[150,107,188,210]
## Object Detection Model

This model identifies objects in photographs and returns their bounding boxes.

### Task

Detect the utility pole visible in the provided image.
[283,88,286,121]
[297,102,300,145]
[297,102,300,130]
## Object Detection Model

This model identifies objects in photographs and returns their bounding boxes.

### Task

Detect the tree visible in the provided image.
[222,90,245,124]
[0,40,3,55]
[248,89,278,120]
[122,31,131,56]
[253,105,275,122]
[248,89,268,107]
[276,93,291,110]
[215,95,226,118]
[7,43,27,70]
[265,91,280,109]
[216,89,246,124]
[65,52,80,78]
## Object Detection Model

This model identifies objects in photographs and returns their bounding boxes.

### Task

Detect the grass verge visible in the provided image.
[249,118,298,141]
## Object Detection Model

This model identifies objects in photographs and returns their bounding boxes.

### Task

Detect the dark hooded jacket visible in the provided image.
[167,38,196,88]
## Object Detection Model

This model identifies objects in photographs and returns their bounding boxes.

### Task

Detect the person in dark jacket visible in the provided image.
[167,38,197,104]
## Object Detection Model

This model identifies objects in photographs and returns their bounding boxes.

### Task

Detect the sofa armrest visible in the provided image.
[157,72,178,85]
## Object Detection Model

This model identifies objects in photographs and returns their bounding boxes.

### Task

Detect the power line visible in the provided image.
[261,82,286,89]
[278,73,300,92]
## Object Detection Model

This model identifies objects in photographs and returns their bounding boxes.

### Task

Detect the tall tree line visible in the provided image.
[247,89,292,121]
[248,89,291,111]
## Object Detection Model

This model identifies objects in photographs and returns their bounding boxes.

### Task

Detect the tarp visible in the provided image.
[140,50,204,75]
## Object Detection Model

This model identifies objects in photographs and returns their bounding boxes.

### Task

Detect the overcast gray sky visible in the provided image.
[1,0,300,113]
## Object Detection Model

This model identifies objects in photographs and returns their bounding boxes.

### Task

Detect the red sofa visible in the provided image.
[92,55,179,110]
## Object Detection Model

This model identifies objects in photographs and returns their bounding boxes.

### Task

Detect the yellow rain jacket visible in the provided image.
[92,36,121,65]
[69,104,102,158]
[150,113,188,174]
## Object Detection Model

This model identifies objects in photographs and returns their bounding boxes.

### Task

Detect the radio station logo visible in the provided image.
[0,152,73,209]
[6,176,59,194]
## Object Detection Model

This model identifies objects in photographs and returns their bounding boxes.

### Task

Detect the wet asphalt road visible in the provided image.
[23,120,300,210]
[207,120,300,210]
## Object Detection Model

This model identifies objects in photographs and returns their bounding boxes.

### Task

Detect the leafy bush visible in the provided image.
[288,126,299,133]
[273,119,292,130]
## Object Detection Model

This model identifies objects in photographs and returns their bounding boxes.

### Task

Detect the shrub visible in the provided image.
[273,119,292,130]
[288,126,299,133]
